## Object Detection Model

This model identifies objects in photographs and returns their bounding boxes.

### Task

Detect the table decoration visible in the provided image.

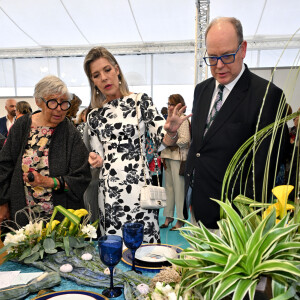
[121,244,182,272]
[98,235,123,298]
[0,205,151,300]
[0,271,61,300]
[122,223,144,274]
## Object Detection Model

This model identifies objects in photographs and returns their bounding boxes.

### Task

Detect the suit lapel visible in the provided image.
[194,79,215,147]
[204,67,250,142]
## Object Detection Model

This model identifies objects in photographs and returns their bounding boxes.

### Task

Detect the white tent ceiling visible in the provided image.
[0,0,299,57]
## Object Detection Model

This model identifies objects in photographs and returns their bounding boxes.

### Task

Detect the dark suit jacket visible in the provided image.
[0,116,8,137]
[184,65,286,228]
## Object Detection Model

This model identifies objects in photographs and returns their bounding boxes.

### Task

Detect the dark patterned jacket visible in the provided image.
[0,114,91,226]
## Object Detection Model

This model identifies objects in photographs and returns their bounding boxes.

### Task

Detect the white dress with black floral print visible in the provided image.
[87,93,165,243]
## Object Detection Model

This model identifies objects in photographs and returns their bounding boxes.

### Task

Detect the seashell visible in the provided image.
[137,283,150,294]
[81,253,93,261]
[60,264,73,273]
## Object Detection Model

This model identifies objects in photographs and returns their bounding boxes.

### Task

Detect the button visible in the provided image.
[196,153,200,157]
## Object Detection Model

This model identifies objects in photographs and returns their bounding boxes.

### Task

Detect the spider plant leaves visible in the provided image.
[212,199,248,245]
[210,275,241,300]
[232,279,258,300]
[269,242,300,256]
[253,260,300,279]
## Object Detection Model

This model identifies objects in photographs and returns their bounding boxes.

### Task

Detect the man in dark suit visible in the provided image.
[184,17,286,229]
[0,98,17,137]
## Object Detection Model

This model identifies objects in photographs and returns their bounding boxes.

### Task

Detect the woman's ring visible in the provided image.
[28,172,35,182]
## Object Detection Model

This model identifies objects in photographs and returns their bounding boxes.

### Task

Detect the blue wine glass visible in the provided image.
[122,222,144,274]
[98,235,123,298]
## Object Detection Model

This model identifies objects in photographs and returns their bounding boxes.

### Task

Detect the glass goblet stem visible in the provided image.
[109,266,114,290]
[131,249,142,274]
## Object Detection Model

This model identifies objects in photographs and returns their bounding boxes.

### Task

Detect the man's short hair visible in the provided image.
[205,17,244,45]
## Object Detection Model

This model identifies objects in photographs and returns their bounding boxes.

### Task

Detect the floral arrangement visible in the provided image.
[0,205,98,263]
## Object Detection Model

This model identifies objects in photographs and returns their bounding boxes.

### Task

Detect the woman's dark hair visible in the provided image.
[67,94,82,119]
[168,94,186,113]
[16,101,32,115]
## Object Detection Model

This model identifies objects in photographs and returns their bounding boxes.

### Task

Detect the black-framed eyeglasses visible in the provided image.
[41,97,71,111]
[203,43,243,66]
[167,103,175,107]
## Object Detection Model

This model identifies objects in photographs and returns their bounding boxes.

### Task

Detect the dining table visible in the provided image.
[0,238,182,300]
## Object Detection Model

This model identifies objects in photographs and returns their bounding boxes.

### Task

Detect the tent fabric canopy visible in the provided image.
[0,0,299,51]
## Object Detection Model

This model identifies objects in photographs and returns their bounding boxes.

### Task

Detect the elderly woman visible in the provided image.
[84,46,190,243]
[0,75,91,227]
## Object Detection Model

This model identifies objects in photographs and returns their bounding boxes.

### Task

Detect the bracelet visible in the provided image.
[166,131,178,140]
[52,177,58,190]
[57,176,65,193]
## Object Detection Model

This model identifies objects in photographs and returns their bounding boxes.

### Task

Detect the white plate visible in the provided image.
[51,295,95,300]
[135,245,178,263]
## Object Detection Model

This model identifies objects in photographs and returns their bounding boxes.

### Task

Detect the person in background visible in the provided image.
[83,46,190,243]
[184,17,287,230]
[161,107,168,120]
[76,106,92,136]
[66,94,82,125]
[0,75,91,227]
[160,94,191,230]
[0,98,17,137]
[16,101,32,119]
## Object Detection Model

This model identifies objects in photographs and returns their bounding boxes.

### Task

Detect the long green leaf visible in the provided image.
[213,199,248,245]
[183,251,228,265]
[211,275,240,300]
[253,260,300,278]
[232,279,258,300]
[272,278,287,298]
[269,242,300,256]
[258,225,298,260]
[204,241,235,256]
[272,285,297,300]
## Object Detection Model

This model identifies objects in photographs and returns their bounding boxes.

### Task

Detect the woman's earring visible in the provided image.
[119,81,121,85]
[95,86,99,95]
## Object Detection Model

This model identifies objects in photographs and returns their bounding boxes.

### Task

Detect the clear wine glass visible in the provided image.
[98,235,123,298]
[122,222,144,274]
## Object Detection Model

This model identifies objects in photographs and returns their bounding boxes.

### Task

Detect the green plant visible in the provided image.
[169,199,300,300]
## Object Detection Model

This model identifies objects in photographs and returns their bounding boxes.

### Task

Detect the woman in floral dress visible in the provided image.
[84,47,190,243]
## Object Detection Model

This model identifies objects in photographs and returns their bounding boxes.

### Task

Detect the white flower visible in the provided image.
[60,264,73,273]
[137,283,149,294]
[161,284,173,294]
[24,221,43,235]
[81,224,97,239]
[81,253,93,261]
[4,229,26,247]
[155,282,164,291]
[167,292,177,300]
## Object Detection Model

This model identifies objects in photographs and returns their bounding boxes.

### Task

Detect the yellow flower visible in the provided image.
[46,220,60,231]
[263,185,294,221]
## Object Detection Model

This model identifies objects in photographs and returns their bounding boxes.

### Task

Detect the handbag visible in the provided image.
[135,93,167,209]
[179,160,186,176]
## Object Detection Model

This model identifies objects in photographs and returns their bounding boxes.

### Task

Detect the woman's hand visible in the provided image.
[23,170,53,188]
[0,203,10,224]
[89,152,103,168]
[164,103,192,135]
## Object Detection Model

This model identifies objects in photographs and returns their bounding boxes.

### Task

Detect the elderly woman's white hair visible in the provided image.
[34,75,71,104]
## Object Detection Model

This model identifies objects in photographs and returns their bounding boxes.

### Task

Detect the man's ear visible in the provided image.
[241,41,247,59]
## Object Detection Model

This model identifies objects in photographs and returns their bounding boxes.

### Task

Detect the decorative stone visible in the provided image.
[59,264,73,273]
[81,253,93,261]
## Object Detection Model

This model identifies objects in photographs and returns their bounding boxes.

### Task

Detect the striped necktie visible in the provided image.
[204,84,225,135]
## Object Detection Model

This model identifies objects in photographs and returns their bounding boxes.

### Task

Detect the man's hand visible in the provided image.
[89,152,103,168]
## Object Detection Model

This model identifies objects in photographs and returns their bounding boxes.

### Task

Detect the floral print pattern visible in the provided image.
[87,93,165,243]
[22,126,54,214]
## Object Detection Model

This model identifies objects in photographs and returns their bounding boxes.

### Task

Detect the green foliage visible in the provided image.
[171,201,300,300]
